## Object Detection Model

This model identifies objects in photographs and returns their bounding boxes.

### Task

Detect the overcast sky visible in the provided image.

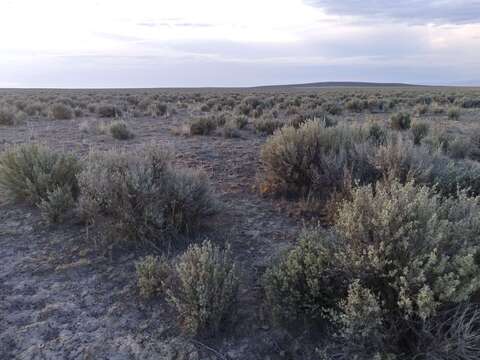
[1,0,479,87]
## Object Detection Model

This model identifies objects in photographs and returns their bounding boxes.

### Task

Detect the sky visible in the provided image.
[0,0,479,88]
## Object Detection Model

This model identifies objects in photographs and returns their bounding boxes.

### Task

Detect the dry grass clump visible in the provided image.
[448,106,461,121]
[109,120,134,140]
[77,145,217,246]
[0,144,80,222]
[264,179,480,358]
[167,240,238,336]
[50,103,73,120]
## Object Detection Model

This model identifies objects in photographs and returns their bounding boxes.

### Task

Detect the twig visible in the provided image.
[189,338,229,360]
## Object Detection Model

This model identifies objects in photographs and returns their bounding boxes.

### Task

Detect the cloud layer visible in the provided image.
[306,0,480,25]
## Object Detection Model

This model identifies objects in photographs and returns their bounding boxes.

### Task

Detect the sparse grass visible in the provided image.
[448,106,461,121]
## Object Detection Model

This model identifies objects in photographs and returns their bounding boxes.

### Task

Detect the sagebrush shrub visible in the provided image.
[345,98,365,113]
[74,108,83,118]
[414,104,429,115]
[148,102,168,117]
[254,116,284,134]
[109,120,134,140]
[366,122,388,145]
[322,101,343,115]
[222,120,241,138]
[38,185,75,224]
[167,240,238,335]
[77,145,217,246]
[411,121,429,145]
[25,102,44,117]
[372,137,480,196]
[264,179,480,357]
[50,103,73,120]
[263,228,341,324]
[373,137,430,184]
[189,117,217,135]
[232,115,248,129]
[136,255,171,299]
[470,128,480,161]
[259,120,378,199]
[335,281,387,358]
[0,143,80,207]
[97,104,121,118]
[0,108,17,125]
[448,137,470,159]
[335,180,480,318]
[389,112,411,130]
[431,103,445,114]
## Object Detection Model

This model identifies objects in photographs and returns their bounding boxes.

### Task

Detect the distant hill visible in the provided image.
[256,81,421,89]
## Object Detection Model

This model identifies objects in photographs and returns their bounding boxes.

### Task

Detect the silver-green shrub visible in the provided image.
[167,240,238,335]
[0,143,80,207]
[259,120,378,198]
[77,145,217,246]
[136,255,171,299]
[264,179,480,357]
[50,103,73,120]
[109,120,134,140]
[38,185,75,224]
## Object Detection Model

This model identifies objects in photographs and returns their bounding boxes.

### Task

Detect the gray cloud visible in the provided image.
[306,0,480,24]
[137,21,213,28]
[2,39,478,88]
